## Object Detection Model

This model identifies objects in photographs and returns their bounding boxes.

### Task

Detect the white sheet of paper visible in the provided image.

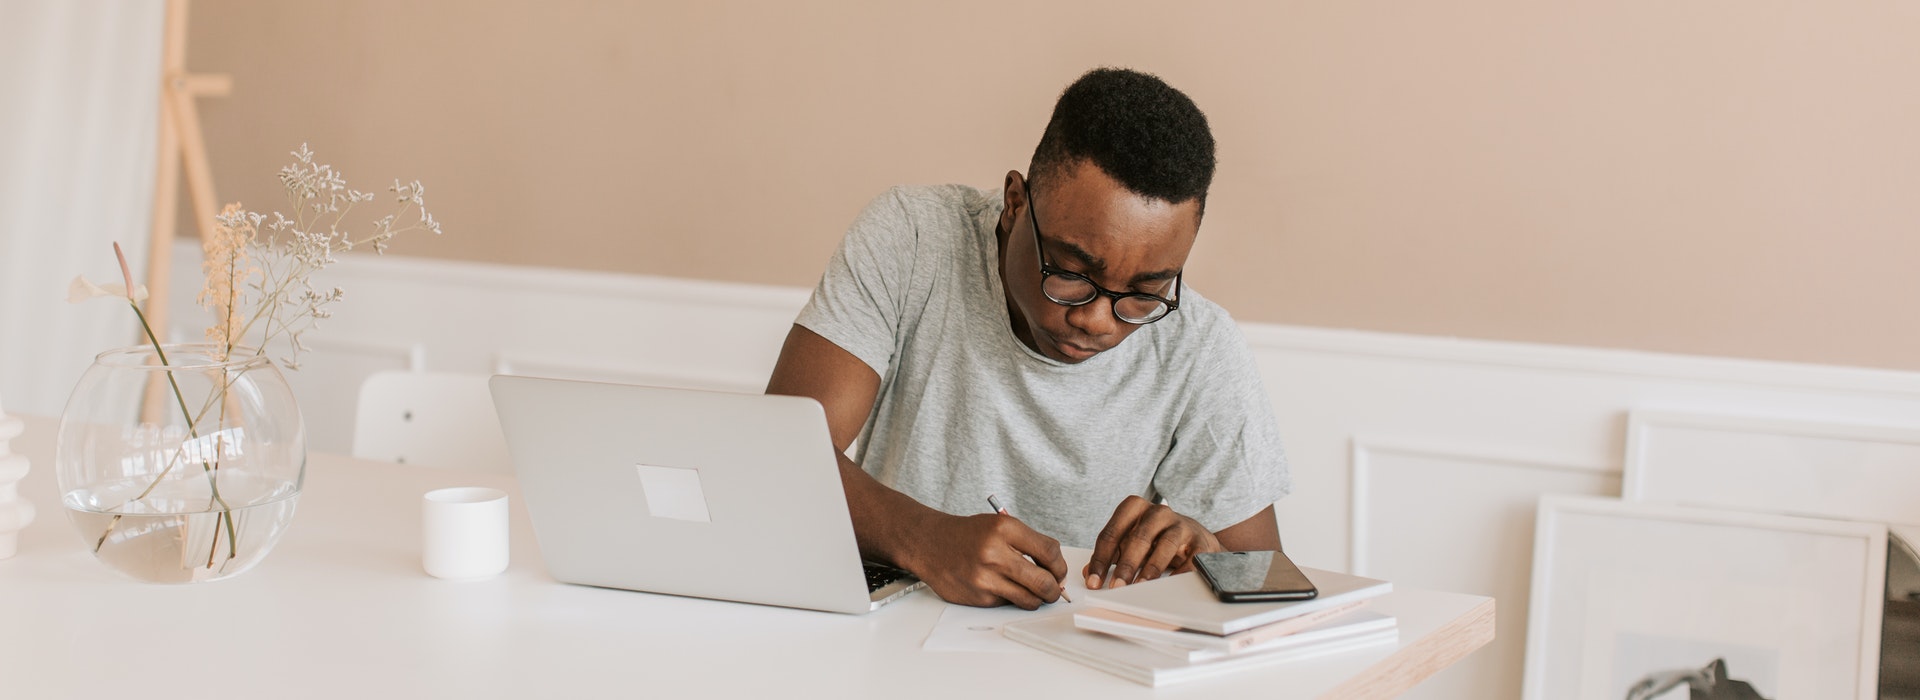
[924,604,1052,652]
[921,573,1093,652]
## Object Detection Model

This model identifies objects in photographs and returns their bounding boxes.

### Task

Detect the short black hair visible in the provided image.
[1028,67,1216,216]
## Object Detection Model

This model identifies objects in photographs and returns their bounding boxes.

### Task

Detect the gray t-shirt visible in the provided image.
[795,184,1290,548]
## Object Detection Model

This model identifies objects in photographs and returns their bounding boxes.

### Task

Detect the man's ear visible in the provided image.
[1000,170,1027,233]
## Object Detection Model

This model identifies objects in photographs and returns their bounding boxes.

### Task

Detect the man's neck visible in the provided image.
[992,218,1038,352]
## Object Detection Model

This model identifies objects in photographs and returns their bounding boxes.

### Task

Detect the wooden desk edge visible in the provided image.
[1321,596,1496,700]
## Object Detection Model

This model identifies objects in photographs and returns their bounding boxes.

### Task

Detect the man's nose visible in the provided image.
[1065,295,1119,338]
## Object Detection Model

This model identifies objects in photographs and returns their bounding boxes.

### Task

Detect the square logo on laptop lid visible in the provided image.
[636,464,712,523]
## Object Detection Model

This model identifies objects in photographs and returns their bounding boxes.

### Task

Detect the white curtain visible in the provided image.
[0,0,163,417]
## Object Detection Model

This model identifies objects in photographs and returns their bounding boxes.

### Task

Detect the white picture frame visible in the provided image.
[1522,495,1886,700]
[1622,409,1920,526]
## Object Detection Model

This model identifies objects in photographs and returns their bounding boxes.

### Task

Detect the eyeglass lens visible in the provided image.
[1041,275,1169,323]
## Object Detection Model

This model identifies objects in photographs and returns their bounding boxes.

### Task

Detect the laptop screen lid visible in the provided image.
[489,375,880,614]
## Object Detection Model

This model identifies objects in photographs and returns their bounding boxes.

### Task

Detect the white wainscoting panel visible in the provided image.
[1626,410,1920,527]
[1350,438,1618,700]
[1245,324,1920,574]
[162,241,1920,699]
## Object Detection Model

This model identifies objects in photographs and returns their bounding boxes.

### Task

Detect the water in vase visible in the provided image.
[63,470,300,583]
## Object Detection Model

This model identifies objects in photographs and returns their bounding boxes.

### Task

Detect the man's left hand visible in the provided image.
[1083,495,1222,590]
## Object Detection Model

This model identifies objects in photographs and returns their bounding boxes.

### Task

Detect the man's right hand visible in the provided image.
[902,510,1069,610]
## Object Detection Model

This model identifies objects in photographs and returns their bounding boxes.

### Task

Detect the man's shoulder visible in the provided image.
[846,184,999,265]
[868,183,999,223]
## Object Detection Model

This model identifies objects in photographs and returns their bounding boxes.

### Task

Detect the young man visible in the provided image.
[766,68,1290,609]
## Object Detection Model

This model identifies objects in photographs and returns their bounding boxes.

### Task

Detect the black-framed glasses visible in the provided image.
[1024,182,1181,325]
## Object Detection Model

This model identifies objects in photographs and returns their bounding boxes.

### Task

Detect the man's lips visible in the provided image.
[1054,338,1101,360]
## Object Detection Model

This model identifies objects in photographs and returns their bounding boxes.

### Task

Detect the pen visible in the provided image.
[986,494,1071,603]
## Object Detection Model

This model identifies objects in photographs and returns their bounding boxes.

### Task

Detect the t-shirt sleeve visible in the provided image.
[1153,320,1293,533]
[793,188,918,377]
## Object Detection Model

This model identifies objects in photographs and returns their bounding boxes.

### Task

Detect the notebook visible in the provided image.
[1003,612,1397,687]
[1074,599,1371,653]
[489,376,924,614]
[1101,610,1397,663]
[1085,566,1391,635]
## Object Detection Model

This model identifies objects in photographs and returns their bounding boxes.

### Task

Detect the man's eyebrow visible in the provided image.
[1053,239,1107,272]
[1129,268,1182,286]
[1053,238,1182,289]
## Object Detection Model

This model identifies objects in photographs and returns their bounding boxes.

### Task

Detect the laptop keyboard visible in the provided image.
[863,564,909,593]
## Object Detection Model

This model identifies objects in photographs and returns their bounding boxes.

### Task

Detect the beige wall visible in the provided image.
[185,1,1920,372]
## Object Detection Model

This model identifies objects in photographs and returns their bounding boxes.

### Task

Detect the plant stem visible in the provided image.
[92,301,241,564]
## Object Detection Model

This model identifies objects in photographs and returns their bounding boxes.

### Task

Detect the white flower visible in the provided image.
[67,276,148,303]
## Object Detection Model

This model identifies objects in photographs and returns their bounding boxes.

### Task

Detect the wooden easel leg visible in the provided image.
[140,0,189,423]
[140,0,229,424]
[142,0,189,346]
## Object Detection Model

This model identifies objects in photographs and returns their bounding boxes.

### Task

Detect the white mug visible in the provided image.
[421,487,509,580]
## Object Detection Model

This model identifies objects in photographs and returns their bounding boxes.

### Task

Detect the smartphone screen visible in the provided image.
[1193,550,1318,603]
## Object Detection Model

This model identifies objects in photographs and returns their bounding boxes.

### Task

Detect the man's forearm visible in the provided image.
[1213,505,1282,552]
[836,453,940,570]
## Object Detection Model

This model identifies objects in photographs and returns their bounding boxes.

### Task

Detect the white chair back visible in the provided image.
[352,371,512,474]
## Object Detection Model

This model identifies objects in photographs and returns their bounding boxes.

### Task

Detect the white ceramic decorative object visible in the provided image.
[0,399,33,560]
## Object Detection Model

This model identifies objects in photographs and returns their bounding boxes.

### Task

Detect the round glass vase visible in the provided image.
[56,343,306,583]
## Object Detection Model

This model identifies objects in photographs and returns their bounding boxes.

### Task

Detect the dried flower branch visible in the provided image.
[201,144,443,368]
[199,204,258,360]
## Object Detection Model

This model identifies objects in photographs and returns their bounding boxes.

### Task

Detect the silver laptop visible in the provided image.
[489,375,924,614]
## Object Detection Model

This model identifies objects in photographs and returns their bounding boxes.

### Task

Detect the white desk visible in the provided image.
[0,415,1491,699]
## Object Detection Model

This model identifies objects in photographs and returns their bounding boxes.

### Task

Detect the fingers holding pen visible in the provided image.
[914,510,1068,609]
[991,510,1070,603]
[986,496,1070,602]
[983,513,1075,606]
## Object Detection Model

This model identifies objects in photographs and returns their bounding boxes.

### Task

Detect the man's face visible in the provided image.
[1000,161,1201,364]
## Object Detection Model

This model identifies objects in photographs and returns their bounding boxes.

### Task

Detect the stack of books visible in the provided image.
[1003,567,1397,687]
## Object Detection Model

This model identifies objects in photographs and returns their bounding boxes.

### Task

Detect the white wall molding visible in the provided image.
[316,250,813,312]
[169,241,1920,407]
[492,351,764,395]
[1240,324,1920,400]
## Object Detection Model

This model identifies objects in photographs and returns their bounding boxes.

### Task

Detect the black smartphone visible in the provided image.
[1192,550,1318,603]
